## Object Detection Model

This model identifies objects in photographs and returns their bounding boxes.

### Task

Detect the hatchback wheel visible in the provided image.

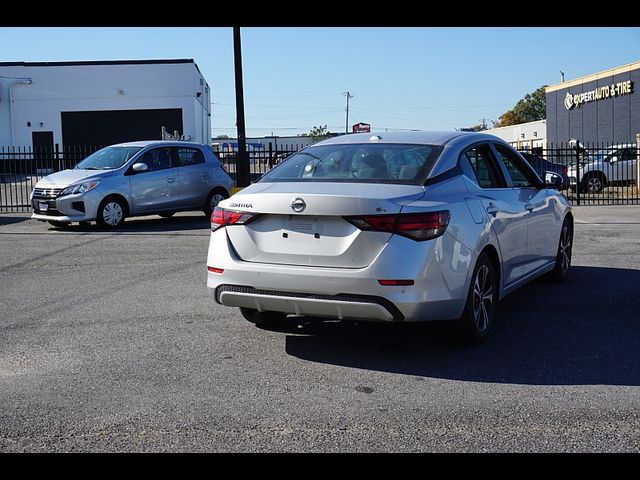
[457,253,496,346]
[204,189,229,218]
[97,198,126,228]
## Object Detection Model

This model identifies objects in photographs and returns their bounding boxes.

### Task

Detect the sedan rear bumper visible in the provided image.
[206,229,475,322]
[215,284,402,321]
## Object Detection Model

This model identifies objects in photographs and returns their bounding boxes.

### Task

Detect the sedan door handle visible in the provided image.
[167,178,176,183]
[486,203,499,217]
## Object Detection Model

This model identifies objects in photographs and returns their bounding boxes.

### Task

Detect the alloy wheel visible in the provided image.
[558,224,572,273]
[587,177,603,193]
[472,264,494,332]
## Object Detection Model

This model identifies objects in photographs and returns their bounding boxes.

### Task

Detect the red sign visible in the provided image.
[352,122,371,133]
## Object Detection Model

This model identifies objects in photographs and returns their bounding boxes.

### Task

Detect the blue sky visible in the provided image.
[2,27,639,138]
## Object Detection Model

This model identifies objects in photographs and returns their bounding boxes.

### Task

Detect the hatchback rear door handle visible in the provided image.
[167,178,176,183]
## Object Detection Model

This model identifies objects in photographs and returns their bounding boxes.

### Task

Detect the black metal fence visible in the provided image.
[1,141,638,213]
[0,144,302,213]
[0,145,103,213]
[516,142,639,206]
[216,145,302,185]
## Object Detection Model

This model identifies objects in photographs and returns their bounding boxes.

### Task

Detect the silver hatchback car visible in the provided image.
[31,140,233,228]
[206,131,572,344]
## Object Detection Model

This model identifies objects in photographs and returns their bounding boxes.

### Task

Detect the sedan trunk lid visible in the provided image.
[221,182,425,268]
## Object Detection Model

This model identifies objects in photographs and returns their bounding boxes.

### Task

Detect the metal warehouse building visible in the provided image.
[0,59,211,150]
[545,61,640,145]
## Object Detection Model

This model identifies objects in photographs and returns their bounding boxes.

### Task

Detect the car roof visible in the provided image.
[108,140,208,148]
[309,130,517,178]
[312,130,508,147]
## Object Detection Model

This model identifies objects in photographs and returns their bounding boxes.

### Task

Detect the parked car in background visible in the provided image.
[31,141,233,228]
[206,131,573,345]
[567,143,637,193]
[520,152,569,189]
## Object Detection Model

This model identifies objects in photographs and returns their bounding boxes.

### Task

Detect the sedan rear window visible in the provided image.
[259,143,443,185]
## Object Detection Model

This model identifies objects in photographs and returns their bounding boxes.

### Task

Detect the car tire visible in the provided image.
[548,218,573,282]
[240,307,287,327]
[96,197,126,228]
[204,188,229,218]
[582,173,605,193]
[456,252,497,346]
[48,220,70,228]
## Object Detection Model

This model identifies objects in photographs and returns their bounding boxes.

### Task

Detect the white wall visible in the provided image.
[211,135,315,152]
[0,61,211,146]
[482,119,547,150]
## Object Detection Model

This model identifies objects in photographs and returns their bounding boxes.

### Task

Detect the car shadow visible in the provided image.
[47,214,211,234]
[274,266,640,386]
[0,215,30,226]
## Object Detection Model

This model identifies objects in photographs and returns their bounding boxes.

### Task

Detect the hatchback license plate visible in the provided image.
[39,202,49,211]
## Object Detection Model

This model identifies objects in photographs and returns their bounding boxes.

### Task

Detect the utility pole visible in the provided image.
[233,27,250,188]
[343,91,354,134]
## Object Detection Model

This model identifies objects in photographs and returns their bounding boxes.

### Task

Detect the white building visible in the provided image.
[481,119,547,153]
[0,59,211,149]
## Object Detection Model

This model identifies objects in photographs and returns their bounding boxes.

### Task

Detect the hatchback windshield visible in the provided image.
[74,146,142,170]
[259,143,443,185]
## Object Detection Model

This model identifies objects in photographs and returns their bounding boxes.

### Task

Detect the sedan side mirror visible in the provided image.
[544,171,563,189]
[132,162,148,172]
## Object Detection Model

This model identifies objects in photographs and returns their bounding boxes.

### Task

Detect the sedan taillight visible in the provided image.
[211,207,260,232]
[344,210,450,241]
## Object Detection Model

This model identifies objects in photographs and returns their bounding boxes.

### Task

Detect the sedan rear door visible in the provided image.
[459,143,529,287]
[492,143,557,275]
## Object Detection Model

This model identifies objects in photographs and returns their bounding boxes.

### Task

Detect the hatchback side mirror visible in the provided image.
[544,171,563,189]
[132,162,148,172]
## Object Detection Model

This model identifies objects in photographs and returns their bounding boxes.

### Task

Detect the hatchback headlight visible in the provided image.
[61,180,100,196]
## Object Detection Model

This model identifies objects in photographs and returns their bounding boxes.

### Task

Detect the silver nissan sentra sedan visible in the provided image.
[206,131,572,344]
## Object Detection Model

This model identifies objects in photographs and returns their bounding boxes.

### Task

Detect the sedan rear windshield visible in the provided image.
[74,146,143,170]
[259,143,443,185]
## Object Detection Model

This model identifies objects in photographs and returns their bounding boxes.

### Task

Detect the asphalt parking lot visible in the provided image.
[1,206,639,452]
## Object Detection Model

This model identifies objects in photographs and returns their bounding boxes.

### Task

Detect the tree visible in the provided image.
[308,125,331,142]
[215,134,231,139]
[493,86,547,127]
[492,110,520,128]
[512,86,547,122]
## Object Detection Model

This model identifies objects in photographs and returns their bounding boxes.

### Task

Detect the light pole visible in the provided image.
[233,27,250,187]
